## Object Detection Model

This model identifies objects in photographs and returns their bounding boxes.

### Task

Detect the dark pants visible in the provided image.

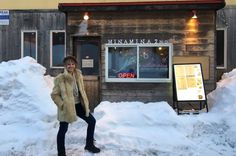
[57,103,96,155]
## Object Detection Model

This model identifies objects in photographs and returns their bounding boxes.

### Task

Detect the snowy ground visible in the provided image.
[0,57,236,156]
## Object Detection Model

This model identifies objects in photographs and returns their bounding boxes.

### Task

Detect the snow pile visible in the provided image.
[0,57,57,155]
[94,101,236,156]
[94,101,190,156]
[208,69,236,113]
[0,57,236,156]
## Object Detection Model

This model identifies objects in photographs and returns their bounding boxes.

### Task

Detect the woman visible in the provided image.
[51,55,100,156]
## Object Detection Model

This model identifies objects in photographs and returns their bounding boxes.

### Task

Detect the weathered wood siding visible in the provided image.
[83,76,100,110]
[225,7,236,71]
[0,10,65,75]
[216,6,236,79]
[66,10,216,104]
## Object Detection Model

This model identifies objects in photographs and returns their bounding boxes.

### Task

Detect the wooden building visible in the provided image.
[216,0,236,80]
[0,0,226,110]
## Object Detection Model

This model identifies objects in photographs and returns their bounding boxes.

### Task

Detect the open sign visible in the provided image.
[118,72,136,78]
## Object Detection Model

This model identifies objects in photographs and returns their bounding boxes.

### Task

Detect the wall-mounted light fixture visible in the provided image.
[83,12,89,20]
[192,10,197,19]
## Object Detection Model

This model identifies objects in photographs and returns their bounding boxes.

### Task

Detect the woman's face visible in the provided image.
[65,60,76,73]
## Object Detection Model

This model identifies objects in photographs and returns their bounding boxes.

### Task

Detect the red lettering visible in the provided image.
[118,73,124,78]
[118,72,136,78]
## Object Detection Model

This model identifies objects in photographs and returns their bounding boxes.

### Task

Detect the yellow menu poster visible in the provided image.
[173,64,206,101]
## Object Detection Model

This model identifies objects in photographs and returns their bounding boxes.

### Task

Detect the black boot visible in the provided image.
[84,144,101,153]
[58,150,66,156]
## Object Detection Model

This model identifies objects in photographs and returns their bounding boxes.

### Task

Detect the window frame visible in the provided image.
[21,30,38,61]
[105,43,173,83]
[216,28,227,69]
[50,30,66,68]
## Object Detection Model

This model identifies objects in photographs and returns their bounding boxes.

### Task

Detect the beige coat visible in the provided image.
[51,69,90,123]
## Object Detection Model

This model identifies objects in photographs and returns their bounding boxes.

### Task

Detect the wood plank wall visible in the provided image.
[83,76,100,111]
[67,10,216,104]
[216,6,236,80]
[0,10,65,75]
[225,7,236,72]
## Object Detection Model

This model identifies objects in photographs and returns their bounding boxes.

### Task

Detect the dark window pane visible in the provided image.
[106,45,171,82]
[79,42,99,75]
[216,30,225,67]
[52,32,65,67]
[108,47,137,78]
[23,32,36,59]
[139,47,169,78]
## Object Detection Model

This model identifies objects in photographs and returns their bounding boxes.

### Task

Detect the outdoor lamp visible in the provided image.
[83,12,89,20]
[192,10,197,19]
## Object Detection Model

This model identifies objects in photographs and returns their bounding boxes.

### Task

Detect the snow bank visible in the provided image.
[0,57,57,155]
[208,69,236,113]
[0,57,236,156]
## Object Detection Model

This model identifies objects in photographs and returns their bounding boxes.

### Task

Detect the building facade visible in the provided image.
[0,0,226,110]
[216,1,236,80]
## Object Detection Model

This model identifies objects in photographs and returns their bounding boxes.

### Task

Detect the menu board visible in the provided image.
[173,64,206,101]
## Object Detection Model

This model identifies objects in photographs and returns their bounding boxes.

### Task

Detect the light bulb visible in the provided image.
[84,12,89,20]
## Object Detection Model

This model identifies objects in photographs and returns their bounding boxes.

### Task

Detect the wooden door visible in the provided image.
[73,37,101,111]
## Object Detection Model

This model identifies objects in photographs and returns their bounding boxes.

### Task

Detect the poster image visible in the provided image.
[173,64,206,101]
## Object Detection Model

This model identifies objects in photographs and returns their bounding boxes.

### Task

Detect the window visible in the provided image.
[21,30,37,60]
[50,30,66,68]
[216,28,227,69]
[105,44,172,82]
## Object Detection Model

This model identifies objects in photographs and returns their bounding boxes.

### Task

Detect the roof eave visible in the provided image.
[58,1,225,12]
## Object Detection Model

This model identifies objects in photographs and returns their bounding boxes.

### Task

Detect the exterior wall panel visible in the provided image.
[0,1,228,105]
[0,10,65,75]
[66,10,216,103]
[216,6,236,80]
